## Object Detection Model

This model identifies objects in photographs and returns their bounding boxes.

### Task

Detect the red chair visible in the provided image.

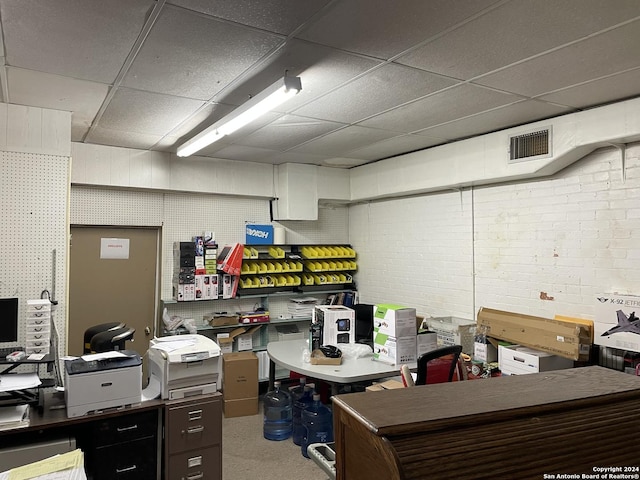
[415,345,464,385]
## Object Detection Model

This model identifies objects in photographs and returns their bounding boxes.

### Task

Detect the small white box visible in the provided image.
[237,335,252,351]
[423,316,476,354]
[416,331,438,357]
[373,332,417,365]
[207,274,219,300]
[314,305,355,345]
[373,305,416,337]
[217,333,233,354]
[194,275,205,301]
[222,274,233,299]
[498,345,573,376]
[474,341,498,363]
[594,293,640,353]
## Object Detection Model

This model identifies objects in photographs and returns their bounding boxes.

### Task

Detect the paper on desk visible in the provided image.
[3,448,87,480]
[0,404,28,424]
[80,351,129,362]
[0,373,41,392]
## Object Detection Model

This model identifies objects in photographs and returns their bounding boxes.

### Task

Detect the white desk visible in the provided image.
[267,339,410,394]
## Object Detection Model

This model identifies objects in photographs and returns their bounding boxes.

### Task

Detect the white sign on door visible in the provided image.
[100,238,130,259]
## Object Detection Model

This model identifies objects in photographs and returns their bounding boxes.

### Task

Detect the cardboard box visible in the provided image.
[498,345,574,375]
[314,305,355,345]
[237,326,261,352]
[373,332,417,365]
[416,331,438,357]
[222,351,258,400]
[423,316,476,354]
[593,294,640,353]
[373,305,416,338]
[366,379,405,391]
[216,327,247,354]
[477,307,591,361]
[223,397,259,418]
[206,313,239,328]
[309,348,342,365]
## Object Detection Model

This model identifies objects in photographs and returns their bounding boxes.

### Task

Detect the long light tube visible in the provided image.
[177,76,302,157]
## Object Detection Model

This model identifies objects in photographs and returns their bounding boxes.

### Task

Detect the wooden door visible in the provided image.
[68,226,159,358]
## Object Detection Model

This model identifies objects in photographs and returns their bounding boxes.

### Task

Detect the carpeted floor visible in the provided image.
[222,399,332,480]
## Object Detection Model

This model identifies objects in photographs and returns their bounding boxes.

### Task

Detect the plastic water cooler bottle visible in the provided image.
[292,384,314,445]
[301,393,334,457]
[263,381,293,441]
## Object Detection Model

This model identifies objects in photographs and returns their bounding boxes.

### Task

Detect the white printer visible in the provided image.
[148,334,221,400]
[64,351,142,418]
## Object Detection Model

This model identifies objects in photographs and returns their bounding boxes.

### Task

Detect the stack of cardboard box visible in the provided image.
[372,304,417,365]
[222,351,259,418]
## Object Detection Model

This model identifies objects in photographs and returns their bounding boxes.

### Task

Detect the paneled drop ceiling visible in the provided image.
[2,0,640,168]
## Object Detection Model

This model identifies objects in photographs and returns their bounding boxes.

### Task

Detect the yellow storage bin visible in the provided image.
[302,273,314,285]
[241,263,251,274]
[269,246,285,259]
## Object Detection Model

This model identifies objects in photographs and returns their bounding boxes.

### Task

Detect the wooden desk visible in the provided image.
[0,392,164,479]
[332,366,640,480]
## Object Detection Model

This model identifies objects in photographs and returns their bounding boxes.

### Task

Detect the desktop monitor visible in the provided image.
[0,297,18,342]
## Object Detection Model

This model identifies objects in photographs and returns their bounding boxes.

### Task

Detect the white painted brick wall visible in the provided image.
[349,191,474,320]
[350,143,640,323]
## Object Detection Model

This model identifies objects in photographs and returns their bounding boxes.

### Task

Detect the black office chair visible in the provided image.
[89,326,135,353]
[415,345,463,386]
[83,322,125,354]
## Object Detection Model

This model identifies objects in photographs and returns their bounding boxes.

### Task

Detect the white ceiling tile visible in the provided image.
[7,67,108,133]
[289,125,398,156]
[417,100,574,140]
[209,144,278,162]
[167,0,332,35]
[0,0,152,83]
[345,134,447,161]
[217,40,383,109]
[292,64,458,123]
[397,0,640,80]
[85,126,164,150]
[360,84,519,133]
[474,20,640,97]
[296,0,501,59]
[537,69,640,109]
[237,115,346,150]
[122,5,284,100]
[97,88,204,136]
[263,150,331,166]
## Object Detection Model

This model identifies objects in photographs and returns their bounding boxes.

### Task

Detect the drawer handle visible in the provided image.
[116,465,137,473]
[182,425,204,435]
[184,473,203,480]
[116,424,138,433]
[188,409,202,421]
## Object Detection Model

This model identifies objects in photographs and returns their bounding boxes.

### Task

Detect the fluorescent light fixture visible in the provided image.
[177,76,302,157]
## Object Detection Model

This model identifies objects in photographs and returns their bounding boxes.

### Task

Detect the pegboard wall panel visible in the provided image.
[0,151,68,357]
[68,186,349,329]
[70,186,164,226]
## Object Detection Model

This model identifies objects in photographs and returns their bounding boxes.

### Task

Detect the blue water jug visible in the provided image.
[289,377,307,402]
[292,384,314,445]
[301,393,333,457]
[263,381,293,441]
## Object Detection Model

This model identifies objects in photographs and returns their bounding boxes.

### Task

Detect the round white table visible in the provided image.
[266,339,411,395]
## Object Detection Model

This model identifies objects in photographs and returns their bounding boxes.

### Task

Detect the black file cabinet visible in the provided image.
[82,409,161,480]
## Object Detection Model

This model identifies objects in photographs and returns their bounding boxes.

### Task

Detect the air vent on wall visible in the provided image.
[509,127,551,162]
